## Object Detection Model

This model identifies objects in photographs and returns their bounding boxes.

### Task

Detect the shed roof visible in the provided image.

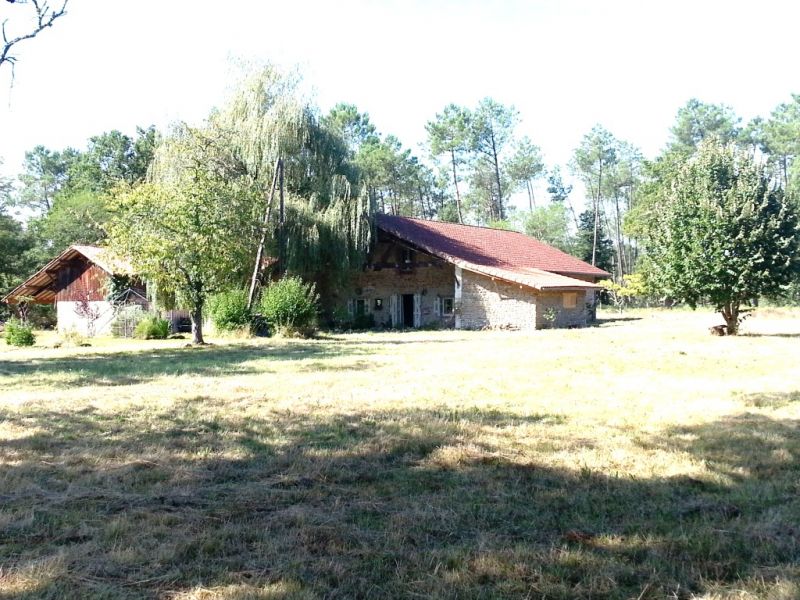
[375,214,609,291]
[2,245,132,305]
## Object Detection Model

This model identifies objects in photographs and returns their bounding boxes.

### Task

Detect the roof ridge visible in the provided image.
[378,213,531,236]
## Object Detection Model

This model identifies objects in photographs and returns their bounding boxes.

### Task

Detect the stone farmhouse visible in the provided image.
[3,216,610,334]
[346,214,610,330]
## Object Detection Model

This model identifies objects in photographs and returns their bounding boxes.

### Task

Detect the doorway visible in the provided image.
[402,294,415,328]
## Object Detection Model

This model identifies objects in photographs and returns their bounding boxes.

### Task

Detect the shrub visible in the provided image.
[259,276,319,337]
[4,318,35,347]
[133,316,170,340]
[208,289,252,332]
[352,313,375,331]
[61,328,87,347]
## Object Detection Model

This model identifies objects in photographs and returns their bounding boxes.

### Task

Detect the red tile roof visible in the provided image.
[376,214,610,291]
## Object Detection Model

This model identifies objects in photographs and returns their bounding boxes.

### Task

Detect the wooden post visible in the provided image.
[278,159,285,276]
[247,158,281,310]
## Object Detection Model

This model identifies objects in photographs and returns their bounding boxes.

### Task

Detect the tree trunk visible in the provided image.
[783,155,789,190]
[591,159,603,267]
[721,302,740,335]
[277,160,285,276]
[490,131,504,220]
[191,304,205,345]
[247,158,281,310]
[527,180,535,211]
[450,149,464,224]
[613,193,626,280]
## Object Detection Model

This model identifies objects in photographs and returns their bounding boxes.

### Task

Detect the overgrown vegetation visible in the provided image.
[3,317,35,346]
[260,276,319,337]
[133,315,170,340]
[0,310,799,598]
[208,289,253,333]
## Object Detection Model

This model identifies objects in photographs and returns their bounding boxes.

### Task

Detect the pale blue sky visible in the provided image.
[1,0,798,208]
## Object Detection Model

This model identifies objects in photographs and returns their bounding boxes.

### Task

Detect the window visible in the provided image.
[401,248,414,264]
[563,292,577,309]
[355,298,367,315]
[442,297,454,316]
[374,298,383,311]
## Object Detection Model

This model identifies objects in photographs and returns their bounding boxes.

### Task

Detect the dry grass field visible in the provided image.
[1,308,799,599]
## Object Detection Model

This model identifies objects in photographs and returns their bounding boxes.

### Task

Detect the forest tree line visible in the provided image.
[2,66,800,323]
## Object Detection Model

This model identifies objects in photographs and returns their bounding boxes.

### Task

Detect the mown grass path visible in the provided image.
[1,309,799,599]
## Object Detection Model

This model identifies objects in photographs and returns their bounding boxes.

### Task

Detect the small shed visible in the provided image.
[2,245,147,336]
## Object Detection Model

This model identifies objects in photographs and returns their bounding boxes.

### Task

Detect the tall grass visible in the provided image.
[0,308,799,599]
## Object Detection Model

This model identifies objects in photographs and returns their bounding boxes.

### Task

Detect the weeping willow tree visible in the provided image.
[214,64,373,302]
[110,64,374,340]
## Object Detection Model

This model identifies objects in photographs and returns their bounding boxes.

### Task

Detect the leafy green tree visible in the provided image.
[602,141,643,277]
[506,136,545,211]
[574,209,613,274]
[67,128,158,194]
[321,103,377,155]
[546,166,572,203]
[0,209,33,298]
[469,98,518,221]
[572,125,617,268]
[357,134,438,219]
[760,95,800,191]
[0,161,34,308]
[642,141,800,334]
[108,126,256,345]
[31,189,108,251]
[668,99,741,154]
[464,159,511,223]
[426,104,471,223]
[16,145,80,214]
[522,203,572,252]
[215,65,369,303]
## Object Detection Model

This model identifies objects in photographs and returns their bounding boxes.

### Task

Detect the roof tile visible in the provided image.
[376,214,610,290]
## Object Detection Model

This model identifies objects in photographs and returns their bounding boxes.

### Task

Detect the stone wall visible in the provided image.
[534,290,589,329]
[342,239,592,330]
[350,243,456,328]
[457,271,590,330]
[458,270,538,329]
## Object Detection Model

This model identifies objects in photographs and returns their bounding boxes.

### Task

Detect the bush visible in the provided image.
[208,289,252,332]
[4,318,35,347]
[133,316,170,340]
[352,313,375,331]
[259,276,319,337]
[60,328,88,347]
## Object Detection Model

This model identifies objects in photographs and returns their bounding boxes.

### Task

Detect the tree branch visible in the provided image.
[1,0,69,75]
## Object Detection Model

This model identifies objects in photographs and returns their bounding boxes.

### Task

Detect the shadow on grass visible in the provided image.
[740,332,800,338]
[0,339,393,389]
[589,316,643,327]
[0,399,798,599]
[0,336,469,390]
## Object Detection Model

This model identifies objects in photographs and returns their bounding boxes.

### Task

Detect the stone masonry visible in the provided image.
[350,240,456,328]
[345,239,591,330]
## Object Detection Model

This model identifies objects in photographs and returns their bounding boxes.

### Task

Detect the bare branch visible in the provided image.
[1,0,69,71]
